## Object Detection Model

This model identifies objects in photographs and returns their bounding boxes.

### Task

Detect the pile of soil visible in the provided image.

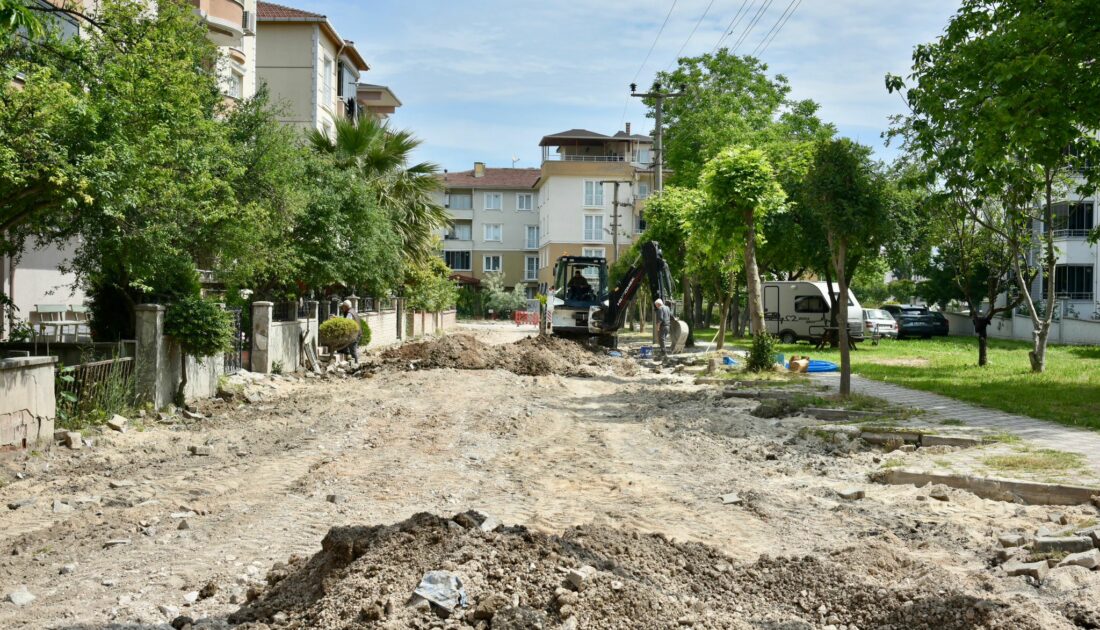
[229,512,1049,629]
[377,334,635,377]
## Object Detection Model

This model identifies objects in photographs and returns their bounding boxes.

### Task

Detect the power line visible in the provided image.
[750,0,796,56]
[664,0,716,72]
[632,0,680,85]
[730,0,774,53]
[710,0,751,54]
[754,0,802,57]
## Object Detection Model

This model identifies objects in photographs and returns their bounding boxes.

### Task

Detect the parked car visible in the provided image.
[862,308,898,338]
[881,304,935,339]
[929,310,950,336]
[762,281,865,344]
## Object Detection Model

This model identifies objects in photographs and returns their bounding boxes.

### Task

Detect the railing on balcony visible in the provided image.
[544,154,626,163]
[1049,228,1092,238]
[1055,291,1094,301]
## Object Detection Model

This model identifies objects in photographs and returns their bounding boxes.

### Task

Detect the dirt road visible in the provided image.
[0,324,1096,628]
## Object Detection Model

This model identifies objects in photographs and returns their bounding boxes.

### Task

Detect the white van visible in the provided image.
[762,281,865,344]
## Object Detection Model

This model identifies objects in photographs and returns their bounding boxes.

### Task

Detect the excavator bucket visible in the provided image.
[669,317,688,354]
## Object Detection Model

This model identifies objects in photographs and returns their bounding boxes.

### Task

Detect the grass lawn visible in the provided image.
[690,327,1100,430]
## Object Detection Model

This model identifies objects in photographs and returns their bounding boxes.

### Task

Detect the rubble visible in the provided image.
[106,415,128,432]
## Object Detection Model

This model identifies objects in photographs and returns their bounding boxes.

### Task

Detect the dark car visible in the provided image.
[881,304,936,339]
[929,311,950,336]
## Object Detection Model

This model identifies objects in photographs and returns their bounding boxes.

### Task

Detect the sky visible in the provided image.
[287,1,960,172]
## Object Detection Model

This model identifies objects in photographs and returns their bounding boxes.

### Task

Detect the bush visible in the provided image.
[359,318,371,347]
[746,332,778,372]
[319,317,359,350]
[456,286,486,319]
[484,272,528,317]
[164,297,234,360]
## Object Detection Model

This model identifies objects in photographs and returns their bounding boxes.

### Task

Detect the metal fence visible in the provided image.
[56,356,134,420]
[224,307,244,375]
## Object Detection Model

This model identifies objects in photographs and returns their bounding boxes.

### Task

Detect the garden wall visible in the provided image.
[135,305,222,409]
[945,311,1100,346]
[250,302,319,374]
[0,356,56,449]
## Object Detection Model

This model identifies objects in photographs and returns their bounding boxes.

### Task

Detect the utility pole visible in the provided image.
[601,180,633,264]
[630,81,684,193]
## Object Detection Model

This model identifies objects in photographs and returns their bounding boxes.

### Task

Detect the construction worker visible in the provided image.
[654,298,671,357]
[339,300,361,365]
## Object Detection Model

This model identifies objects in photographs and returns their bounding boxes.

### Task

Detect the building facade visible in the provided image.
[255,1,382,134]
[1035,191,1098,316]
[438,165,542,296]
[534,126,656,287]
[191,0,259,101]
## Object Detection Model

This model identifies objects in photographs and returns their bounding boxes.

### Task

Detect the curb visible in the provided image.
[872,468,1100,506]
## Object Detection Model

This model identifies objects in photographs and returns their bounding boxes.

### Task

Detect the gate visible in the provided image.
[224,307,244,375]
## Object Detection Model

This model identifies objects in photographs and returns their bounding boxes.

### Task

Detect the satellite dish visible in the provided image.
[511,155,521,168]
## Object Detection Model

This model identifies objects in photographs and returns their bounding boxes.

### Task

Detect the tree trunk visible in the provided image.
[823,264,839,349]
[694,283,705,328]
[1030,173,1058,373]
[973,316,990,367]
[681,272,695,347]
[716,295,731,350]
[830,233,852,397]
[743,210,765,336]
[176,351,188,408]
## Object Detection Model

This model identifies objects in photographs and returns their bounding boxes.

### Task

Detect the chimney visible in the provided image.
[625,122,631,135]
[473,162,486,178]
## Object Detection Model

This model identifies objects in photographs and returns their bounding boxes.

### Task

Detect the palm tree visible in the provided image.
[309,116,448,264]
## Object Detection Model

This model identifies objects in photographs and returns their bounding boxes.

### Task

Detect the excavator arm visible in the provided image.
[589,241,687,352]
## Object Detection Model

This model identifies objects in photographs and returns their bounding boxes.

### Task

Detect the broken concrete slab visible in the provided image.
[566,565,596,590]
[188,445,213,457]
[872,469,1100,506]
[804,408,881,422]
[108,480,136,489]
[325,494,347,504]
[920,434,982,448]
[1057,549,1099,570]
[998,534,1027,548]
[1031,536,1094,554]
[103,539,132,549]
[1004,560,1049,581]
[837,488,865,501]
[860,431,921,445]
[106,415,128,433]
[7,497,37,511]
[63,431,82,449]
[719,492,743,505]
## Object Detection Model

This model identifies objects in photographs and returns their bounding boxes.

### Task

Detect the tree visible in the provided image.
[699,146,786,345]
[887,0,1100,372]
[309,116,448,265]
[484,273,527,317]
[164,297,233,407]
[404,256,457,313]
[805,139,889,396]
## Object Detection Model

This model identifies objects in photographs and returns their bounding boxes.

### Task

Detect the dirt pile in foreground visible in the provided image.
[229,512,1047,630]
[377,334,635,377]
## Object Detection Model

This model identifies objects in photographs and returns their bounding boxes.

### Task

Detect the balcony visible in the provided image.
[1049,228,1092,239]
[543,154,625,163]
[192,0,246,46]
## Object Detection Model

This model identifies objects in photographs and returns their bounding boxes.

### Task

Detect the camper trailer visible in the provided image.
[762,281,865,344]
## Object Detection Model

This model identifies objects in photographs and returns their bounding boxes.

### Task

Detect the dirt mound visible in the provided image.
[377,334,635,377]
[229,512,1047,629]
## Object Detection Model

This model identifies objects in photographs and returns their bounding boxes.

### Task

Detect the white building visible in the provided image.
[1036,194,1097,316]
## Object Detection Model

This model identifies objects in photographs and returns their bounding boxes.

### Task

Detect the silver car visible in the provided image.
[862,308,898,338]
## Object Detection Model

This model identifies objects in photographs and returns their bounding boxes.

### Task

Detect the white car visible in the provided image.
[862,308,898,338]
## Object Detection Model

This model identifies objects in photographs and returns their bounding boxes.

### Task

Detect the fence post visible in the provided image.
[396,297,405,341]
[348,295,359,314]
[307,300,319,359]
[134,304,166,408]
[252,301,273,374]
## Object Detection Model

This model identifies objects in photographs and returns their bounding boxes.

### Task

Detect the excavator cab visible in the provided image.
[547,256,608,336]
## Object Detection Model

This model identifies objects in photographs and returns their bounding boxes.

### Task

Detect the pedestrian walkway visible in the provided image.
[811,373,1100,479]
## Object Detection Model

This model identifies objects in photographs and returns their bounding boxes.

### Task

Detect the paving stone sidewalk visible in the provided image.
[811,373,1100,480]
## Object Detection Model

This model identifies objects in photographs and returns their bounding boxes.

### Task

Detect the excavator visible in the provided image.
[546,241,687,352]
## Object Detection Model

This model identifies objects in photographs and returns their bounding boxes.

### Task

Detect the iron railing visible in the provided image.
[223,307,244,375]
[56,356,134,418]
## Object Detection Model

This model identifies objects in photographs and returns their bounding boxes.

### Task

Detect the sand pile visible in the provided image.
[228,511,1048,630]
[376,334,635,377]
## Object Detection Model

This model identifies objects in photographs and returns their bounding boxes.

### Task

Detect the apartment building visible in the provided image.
[1035,192,1099,315]
[191,0,259,101]
[438,164,542,296]
[534,126,656,287]
[256,2,396,134]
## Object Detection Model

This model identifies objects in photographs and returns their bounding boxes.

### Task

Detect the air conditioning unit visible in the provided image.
[242,10,256,35]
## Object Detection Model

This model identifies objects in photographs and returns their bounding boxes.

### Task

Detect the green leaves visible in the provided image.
[698,145,786,243]
[164,297,233,360]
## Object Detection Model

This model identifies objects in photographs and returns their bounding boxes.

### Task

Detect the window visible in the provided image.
[1044,264,1094,300]
[226,71,243,99]
[323,55,334,103]
[1048,202,1094,237]
[584,180,604,206]
[525,225,539,249]
[637,182,650,200]
[483,223,502,242]
[583,215,604,241]
[483,255,502,272]
[444,250,471,271]
[525,256,539,280]
[634,147,652,164]
[635,211,647,234]
[446,222,471,240]
[794,295,829,314]
[484,192,502,210]
[517,193,533,211]
[525,286,538,299]
[580,249,604,281]
[448,194,472,210]
[539,249,548,269]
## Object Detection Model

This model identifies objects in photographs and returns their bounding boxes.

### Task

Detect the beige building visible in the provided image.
[256,1,392,134]
[191,0,259,101]
[534,126,656,287]
[438,165,542,296]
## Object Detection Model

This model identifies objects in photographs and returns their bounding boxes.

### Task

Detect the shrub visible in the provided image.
[164,297,233,405]
[319,317,359,350]
[746,332,778,372]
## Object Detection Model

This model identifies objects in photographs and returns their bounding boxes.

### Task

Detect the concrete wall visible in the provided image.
[135,305,224,408]
[0,239,85,337]
[361,308,401,348]
[0,356,56,449]
[945,311,1100,346]
[251,302,318,374]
